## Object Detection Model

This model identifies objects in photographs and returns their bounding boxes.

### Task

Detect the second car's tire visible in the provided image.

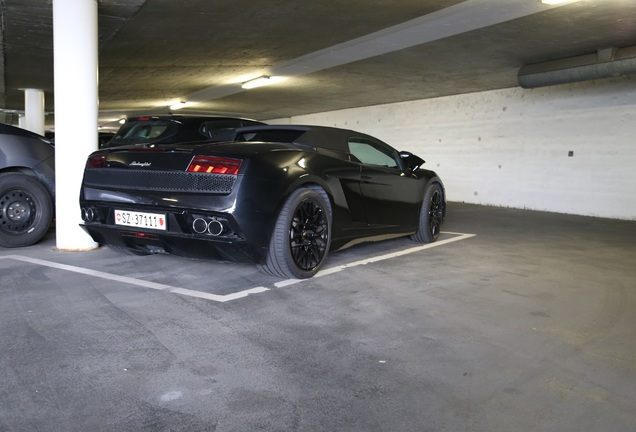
[410,182,444,243]
[0,172,53,248]
[258,186,332,279]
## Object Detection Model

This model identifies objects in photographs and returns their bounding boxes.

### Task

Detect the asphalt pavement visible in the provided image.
[1,202,635,431]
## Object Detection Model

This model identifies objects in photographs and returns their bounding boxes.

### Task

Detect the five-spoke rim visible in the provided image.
[289,198,329,271]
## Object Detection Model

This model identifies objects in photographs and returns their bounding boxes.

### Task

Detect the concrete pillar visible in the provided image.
[23,88,45,135]
[53,0,98,251]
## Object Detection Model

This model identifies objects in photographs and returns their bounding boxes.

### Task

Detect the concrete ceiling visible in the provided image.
[1,0,636,129]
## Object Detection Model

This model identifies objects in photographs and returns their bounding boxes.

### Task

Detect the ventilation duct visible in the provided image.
[518,45,636,88]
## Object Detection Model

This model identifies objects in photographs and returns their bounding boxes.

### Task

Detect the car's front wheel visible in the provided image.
[259,186,332,279]
[411,182,444,243]
[0,172,53,248]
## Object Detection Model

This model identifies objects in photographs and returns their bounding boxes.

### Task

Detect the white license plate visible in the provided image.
[114,209,167,230]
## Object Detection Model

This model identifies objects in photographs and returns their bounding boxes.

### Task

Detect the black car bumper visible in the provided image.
[80,222,267,264]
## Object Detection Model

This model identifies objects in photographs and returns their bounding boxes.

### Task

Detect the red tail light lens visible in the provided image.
[187,156,242,175]
[85,153,106,169]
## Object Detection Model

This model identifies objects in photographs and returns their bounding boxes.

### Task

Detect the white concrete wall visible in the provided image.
[271,77,636,220]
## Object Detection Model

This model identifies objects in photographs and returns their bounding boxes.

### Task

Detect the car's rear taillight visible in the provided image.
[187,156,242,175]
[85,153,106,168]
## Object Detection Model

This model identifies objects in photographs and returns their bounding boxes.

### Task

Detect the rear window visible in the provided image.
[111,121,175,144]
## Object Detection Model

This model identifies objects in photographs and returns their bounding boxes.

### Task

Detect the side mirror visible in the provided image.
[399,151,425,171]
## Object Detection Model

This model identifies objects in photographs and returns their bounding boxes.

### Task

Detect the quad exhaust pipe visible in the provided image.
[81,208,226,237]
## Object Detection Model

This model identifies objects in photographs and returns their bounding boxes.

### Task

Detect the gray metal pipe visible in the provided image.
[518,46,636,88]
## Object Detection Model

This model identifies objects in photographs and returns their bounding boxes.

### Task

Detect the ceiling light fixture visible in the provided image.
[169,101,189,110]
[241,76,278,89]
[541,0,575,4]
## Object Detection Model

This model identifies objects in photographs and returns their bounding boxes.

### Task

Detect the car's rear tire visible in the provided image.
[0,172,53,248]
[258,186,332,279]
[410,182,444,243]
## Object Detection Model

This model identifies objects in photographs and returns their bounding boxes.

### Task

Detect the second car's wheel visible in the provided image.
[0,172,53,248]
[410,182,444,243]
[258,186,332,279]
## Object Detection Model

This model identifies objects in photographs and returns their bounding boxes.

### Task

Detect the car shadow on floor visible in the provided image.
[0,228,466,301]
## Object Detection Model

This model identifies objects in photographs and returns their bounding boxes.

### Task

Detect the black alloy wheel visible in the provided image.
[411,182,444,243]
[0,173,53,248]
[289,196,329,272]
[259,186,332,279]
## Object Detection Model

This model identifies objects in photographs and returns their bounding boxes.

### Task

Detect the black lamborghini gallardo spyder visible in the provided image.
[79,125,445,279]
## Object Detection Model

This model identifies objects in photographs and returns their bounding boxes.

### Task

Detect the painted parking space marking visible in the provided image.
[0,254,268,302]
[1,231,474,302]
[275,231,476,287]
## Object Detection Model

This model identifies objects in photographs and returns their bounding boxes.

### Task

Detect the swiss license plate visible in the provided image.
[114,209,167,230]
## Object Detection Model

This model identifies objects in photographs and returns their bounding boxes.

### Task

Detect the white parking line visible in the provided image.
[1,231,475,302]
[0,254,268,302]
[275,231,476,287]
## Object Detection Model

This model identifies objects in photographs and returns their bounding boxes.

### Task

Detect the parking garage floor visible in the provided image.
[1,202,635,432]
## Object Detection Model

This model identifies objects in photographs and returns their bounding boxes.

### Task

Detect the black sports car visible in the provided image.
[0,123,55,248]
[79,125,445,279]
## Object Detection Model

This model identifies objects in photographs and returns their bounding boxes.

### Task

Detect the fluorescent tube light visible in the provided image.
[541,0,576,4]
[242,76,271,89]
[241,76,287,89]
[170,101,188,110]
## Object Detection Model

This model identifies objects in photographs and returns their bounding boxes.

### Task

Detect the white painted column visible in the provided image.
[24,89,45,135]
[53,0,98,251]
